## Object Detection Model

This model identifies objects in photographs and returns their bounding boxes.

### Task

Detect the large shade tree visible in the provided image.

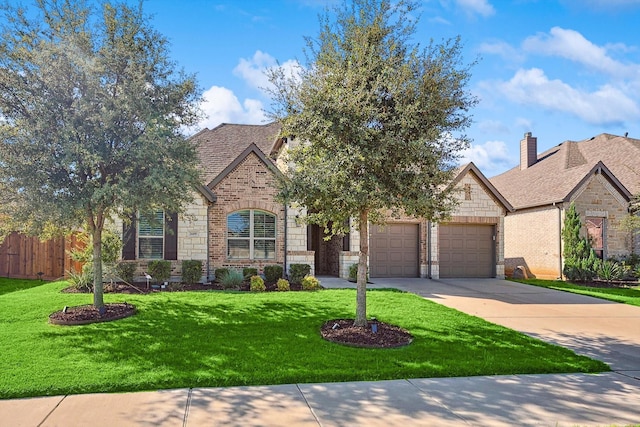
[0,0,202,309]
[268,0,478,326]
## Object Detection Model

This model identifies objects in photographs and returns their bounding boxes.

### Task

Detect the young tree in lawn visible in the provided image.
[0,0,202,310]
[268,0,477,326]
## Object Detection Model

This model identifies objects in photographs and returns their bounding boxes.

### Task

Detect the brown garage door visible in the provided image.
[439,224,495,278]
[370,224,419,278]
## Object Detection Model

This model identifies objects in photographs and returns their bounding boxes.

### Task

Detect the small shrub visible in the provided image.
[214,268,230,282]
[67,267,92,292]
[348,263,369,282]
[243,267,258,280]
[148,260,171,284]
[168,282,185,291]
[250,275,266,292]
[634,264,640,280]
[276,278,290,291]
[220,269,244,289]
[289,264,311,285]
[264,265,284,283]
[181,260,202,285]
[116,262,137,284]
[597,260,624,282]
[301,275,321,291]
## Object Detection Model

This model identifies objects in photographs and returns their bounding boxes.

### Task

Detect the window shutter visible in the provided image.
[164,211,178,260]
[122,215,137,260]
[342,233,350,251]
[342,219,350,251]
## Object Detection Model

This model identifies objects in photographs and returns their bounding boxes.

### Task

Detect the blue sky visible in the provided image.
[123,1,640,176]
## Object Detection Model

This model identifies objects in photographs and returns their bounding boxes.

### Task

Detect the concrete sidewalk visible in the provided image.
[2,372,640,426]
[2,276,640,426]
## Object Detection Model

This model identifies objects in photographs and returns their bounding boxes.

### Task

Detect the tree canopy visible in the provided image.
[268,0,477,326]
[0,0,202,308]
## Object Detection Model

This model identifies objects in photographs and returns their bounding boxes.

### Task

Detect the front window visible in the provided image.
[227,210,276,259]
[139,210,164,259]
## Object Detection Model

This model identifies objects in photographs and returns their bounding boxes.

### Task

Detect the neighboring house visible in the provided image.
[115,122,511,281]
[491,132,640,279]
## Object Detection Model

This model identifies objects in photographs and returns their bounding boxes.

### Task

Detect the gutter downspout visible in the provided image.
[284,203,288,277]
[555,202,563,280]
[206,203,211,282]
[427,221,432,279]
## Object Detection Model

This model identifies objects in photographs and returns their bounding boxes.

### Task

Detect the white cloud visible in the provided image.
[523,27,639,78]
[478,40,525,63]
[497,68,640,125]
[198,86,266,130]
[460,140,514,176]
[428,16,451,25]
[233,50,300,94]
[455,0,495,17]
[514,117,534,132]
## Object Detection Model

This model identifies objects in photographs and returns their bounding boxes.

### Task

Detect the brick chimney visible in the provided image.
[520,132,537,170]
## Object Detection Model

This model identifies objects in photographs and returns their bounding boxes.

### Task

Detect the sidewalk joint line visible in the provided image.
[182,388,193,427]
[37,394,67,427]
[296,384,322,427]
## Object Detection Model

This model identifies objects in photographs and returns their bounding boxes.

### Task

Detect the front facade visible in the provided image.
[491,133,639,279]
[115,123,510,282]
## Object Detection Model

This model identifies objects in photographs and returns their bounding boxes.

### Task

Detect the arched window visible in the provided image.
[227,210,276,260]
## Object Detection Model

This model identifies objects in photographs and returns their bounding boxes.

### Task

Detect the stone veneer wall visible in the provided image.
[208,152,286,274]
[286,205,315,276]
[571,173,633,258]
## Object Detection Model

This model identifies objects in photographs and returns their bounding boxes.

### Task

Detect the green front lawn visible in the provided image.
[0,277,50,295]
[0,279,608,399]
[511,278,640,307]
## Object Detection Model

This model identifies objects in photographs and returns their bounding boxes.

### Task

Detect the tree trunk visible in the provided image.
[354,208,369,327]
[89,214,105,310]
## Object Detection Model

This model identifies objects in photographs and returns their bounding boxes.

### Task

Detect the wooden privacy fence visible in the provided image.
[0,232,83,280]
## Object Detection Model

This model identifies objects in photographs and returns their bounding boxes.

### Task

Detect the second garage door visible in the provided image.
[439,224,495,278]
[370,224,419,278]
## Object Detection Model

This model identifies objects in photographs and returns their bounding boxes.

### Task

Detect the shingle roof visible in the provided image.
[190,122,282,186]
[490,133,640,209]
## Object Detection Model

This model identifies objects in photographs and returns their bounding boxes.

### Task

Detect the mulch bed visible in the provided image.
[49,303,136,326]
[321,319,413,348]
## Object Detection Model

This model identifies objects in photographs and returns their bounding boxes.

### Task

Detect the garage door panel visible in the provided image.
[439,224,495,278]
[370,224,419,278]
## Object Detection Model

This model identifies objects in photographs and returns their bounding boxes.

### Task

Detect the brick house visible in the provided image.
[490,132,640,279]
[116,122,511,281]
